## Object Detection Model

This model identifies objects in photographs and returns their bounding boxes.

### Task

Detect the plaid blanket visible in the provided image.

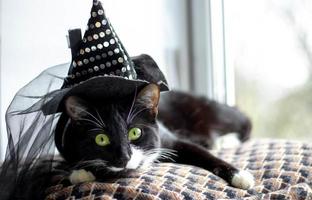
[45,140,312,200]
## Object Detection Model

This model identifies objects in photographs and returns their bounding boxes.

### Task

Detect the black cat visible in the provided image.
[55,84,254,189]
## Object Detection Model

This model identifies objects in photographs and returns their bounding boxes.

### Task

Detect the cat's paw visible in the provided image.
[213,133,241,150]
[69,169,96,185]
[231,170,255,190]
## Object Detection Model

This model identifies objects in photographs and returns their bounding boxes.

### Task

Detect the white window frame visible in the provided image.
[189,0,234,105]
[0,0,2,158]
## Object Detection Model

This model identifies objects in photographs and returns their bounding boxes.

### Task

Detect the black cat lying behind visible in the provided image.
[55,84,254,189]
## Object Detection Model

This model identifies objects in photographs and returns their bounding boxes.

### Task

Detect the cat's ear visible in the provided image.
[64,96,89,120]
[136,84,160,114]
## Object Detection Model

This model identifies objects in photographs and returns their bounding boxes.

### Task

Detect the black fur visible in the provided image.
[55,93,160,169]
[54,84,252,186]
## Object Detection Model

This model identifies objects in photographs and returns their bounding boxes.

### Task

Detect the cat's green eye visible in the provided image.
[128,127,142,141]
[95,134,110,146]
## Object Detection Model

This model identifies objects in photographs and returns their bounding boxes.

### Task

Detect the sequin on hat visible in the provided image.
[64,0,137,87]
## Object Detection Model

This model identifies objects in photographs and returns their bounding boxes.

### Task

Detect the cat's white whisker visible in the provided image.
[95,108,106,127]
[153,159,161,164]
[162,152,177,157]
[126,87,138,124]
[153,148,177,162]
[148,148,177,156]
[78,118,103,129]
[127,106,141,124]
[140,148,176,167]
[159,154,175,162]
[141,152,160,168]
[75,106,105,128]
[84,113,104,128]
[88,128,104,132]
[128,108,149,123]
[73,159,108,169]
[136,123,157,130]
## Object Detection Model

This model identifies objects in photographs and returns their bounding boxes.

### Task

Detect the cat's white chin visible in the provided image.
[125,146,144,169]
[108,146,148,172]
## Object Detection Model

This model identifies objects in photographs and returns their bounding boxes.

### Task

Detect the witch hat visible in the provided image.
[39,0,168,114]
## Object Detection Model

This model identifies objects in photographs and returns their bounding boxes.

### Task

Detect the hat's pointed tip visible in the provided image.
[93,0,100,5]
[93,0,104,9]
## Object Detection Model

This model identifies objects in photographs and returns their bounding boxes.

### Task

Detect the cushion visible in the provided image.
[45,140,312,200]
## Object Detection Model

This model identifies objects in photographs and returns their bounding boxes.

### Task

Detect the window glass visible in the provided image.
[225,0,312,140]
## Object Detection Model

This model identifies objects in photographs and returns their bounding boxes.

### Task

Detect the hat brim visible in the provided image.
[56,76,149,113]
[38,54,169,115]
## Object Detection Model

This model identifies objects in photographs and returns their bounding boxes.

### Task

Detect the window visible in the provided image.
[225,0,312,140]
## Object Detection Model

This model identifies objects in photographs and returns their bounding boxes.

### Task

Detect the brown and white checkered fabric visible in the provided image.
[45,140,312,200]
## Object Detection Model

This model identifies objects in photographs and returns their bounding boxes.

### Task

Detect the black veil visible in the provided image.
[0,63,70,200]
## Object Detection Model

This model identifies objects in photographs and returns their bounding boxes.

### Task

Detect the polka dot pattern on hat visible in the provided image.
[65,0,137,87]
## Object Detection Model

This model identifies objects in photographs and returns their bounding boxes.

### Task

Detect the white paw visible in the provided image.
[69,169,96,184]
[213,133,241,150]
[231,170,255,190]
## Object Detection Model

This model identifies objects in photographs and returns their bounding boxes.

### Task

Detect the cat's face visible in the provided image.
[56,84,161,172]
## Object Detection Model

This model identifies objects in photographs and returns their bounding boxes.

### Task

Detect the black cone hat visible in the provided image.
[64,0,137,86]
[40,0,168,114]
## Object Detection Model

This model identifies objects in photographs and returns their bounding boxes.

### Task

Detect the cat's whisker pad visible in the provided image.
[141,152,161,168]
[143,148,176,163]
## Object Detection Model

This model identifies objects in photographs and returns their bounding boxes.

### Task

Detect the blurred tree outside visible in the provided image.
[233,0,312,141]
[236,71,312,140]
